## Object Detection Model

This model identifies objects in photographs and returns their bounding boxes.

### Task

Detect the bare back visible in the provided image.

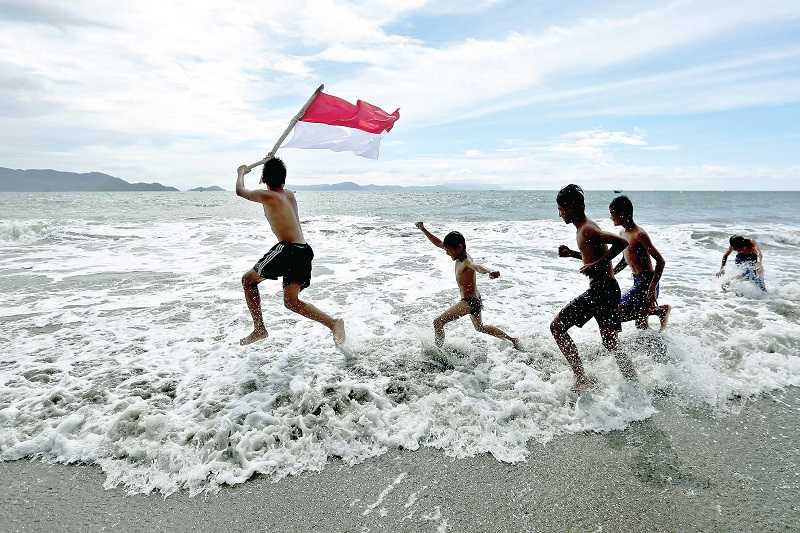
[261,189,305,244]
[620,225,654,274]
[576,219,614,279]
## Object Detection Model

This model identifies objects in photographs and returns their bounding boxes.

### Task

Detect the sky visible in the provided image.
[0,0,799,190]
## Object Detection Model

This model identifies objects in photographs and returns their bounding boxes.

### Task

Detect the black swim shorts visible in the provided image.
[252,241,314,289]
[462,296,484,316]
[558,276,621,332]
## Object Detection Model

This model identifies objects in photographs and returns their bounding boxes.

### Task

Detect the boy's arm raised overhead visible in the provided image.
[558,245,582,260]
[717,246,733,277]
[463,257,501,279]
[579,227,628,275]
[415,222,444,249]
[640,231,665,307]
[235,165,275,204]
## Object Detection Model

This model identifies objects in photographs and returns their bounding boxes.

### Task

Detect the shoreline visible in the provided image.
[1,388,798,532]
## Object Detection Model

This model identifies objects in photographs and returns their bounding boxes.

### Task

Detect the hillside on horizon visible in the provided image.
[0,167,178,192]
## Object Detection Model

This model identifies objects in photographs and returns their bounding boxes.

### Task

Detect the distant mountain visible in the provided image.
[0,167,178,192]
[292,181,503,192]
[187,185,226,192]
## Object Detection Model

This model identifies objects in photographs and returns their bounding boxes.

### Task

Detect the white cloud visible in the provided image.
[0,0,798,188]
[323,1,800,123]
[549,129,648,157]
[262,128,795,191]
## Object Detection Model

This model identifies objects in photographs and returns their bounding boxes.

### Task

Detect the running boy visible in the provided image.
[717,235,766,292]
[552,185,633,391]
[415,222,522,350]
[609,196,671,330]
[236,158,345,346]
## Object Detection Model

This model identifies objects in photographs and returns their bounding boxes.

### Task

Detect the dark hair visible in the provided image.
[443,231,466,248]
[609,195,633,217]
[730,235,749,249]
[556,184,584,208]
[261,157,287,188]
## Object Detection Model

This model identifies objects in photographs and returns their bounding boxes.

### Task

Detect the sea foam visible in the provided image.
[1,215,799,495]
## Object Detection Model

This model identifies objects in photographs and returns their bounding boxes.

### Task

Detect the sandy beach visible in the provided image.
[2,388,797,532]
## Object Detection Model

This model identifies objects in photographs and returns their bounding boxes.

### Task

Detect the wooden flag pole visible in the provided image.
[244,83,324,172]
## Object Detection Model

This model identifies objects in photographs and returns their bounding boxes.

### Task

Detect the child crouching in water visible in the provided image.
[718,235,766,292]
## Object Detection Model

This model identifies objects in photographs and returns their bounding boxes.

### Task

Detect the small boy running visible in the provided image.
[609,196,671,330]
[415,222,522,350]
[552,185,633,391]
[717,235,766,292]
[236,158,346,346]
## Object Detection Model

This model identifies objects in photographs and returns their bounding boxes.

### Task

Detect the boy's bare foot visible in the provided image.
[240,328,268,345]
[659,305,671,331]
[571,375,598,393]
[332,319,346,345]
[511,338,525,351]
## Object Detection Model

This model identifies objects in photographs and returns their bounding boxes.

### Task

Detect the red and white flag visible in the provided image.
[283,91,400,159]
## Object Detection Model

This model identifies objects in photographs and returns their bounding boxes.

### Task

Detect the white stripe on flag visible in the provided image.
[283,121,384,159]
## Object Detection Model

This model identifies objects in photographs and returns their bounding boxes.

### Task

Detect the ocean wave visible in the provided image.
[0,220,55,243]
[1,217,799,495]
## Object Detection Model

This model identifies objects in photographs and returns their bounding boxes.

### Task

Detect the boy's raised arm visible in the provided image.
[235,165,273,204]
[464,258,500,279]
[415,222,444,248]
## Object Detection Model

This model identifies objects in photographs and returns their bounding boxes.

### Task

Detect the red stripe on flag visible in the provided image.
[299,92,400,134]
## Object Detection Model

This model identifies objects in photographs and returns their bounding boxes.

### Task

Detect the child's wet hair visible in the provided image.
[261,157,287,188]
[556,184,584,208]
[609,195,634,217]
[730,235,749,249]
[443,231,466,248]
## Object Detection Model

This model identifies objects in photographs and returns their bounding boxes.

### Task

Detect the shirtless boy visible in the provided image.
[415,222,522,350]
[236,158,345,346]
[717,235,766,292]
[609,196,671,330]
[552,185,633,391]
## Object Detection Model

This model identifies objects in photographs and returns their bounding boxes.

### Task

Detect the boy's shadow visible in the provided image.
[606,417,711,490]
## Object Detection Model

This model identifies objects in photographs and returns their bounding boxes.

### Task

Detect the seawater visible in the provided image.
[1,191,799,495]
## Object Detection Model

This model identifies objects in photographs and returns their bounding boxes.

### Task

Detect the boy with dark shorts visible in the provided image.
[609,196,671,330]
[415,222,522,350]
[552,185,633,391]
[235,158,345,346]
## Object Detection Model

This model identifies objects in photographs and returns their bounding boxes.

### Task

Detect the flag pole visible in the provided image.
[244,83,324,172]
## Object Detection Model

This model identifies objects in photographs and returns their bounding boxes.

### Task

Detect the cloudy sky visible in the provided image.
[1,0,799,190]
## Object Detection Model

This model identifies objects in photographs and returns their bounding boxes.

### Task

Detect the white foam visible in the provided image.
[1,216,799,495]
[0,219,55,243]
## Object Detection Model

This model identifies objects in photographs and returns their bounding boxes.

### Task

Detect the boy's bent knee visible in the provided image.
[242,271,259,286]
[283,294,301,311]
[550,317,566,336]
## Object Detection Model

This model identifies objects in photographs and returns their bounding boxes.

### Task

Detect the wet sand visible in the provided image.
[1,388,798,532]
